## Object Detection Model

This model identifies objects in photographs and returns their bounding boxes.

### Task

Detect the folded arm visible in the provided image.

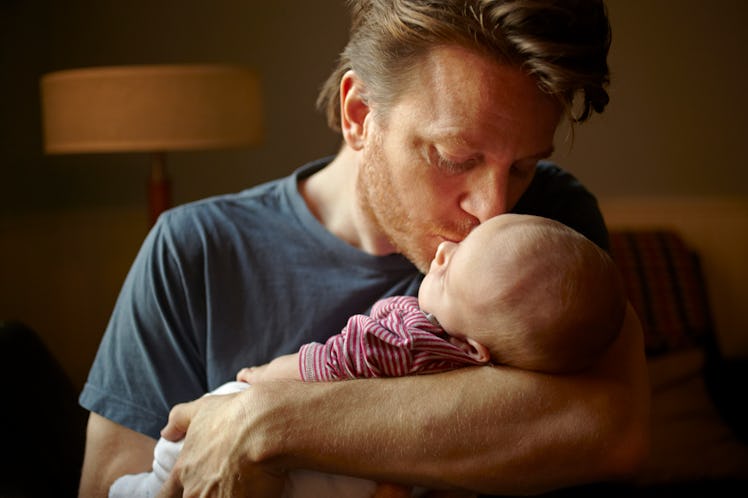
[163,304,649,496]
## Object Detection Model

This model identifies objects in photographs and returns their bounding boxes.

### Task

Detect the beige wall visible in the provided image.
[553,0,748,196]
[1,1,747,388]
[0,208,147,389]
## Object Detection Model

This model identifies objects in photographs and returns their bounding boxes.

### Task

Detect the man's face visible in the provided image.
[356,44,561,272]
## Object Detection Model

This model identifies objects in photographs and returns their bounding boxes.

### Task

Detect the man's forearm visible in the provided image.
[244,305,650,495]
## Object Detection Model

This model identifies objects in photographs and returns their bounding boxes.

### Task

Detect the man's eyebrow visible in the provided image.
[427,131,474,148]
[425,130,556,162]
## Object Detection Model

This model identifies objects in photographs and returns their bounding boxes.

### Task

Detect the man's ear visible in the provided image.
[340,70,370,150]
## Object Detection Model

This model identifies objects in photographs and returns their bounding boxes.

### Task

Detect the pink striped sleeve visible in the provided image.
[298,312,381,381]
[298,296,486,382]
[367,297,487,375]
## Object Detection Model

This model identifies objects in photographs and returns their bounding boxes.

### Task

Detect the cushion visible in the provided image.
[608,230,714,356]
[608,230,748,484]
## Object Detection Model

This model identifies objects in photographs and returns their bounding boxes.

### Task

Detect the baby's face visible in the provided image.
[418,216,508,336]
[418,239,461,331]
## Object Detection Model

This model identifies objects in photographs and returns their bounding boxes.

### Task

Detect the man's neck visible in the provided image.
[299,146,396,255]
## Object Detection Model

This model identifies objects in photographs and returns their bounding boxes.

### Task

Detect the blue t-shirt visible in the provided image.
[79,157,607,439]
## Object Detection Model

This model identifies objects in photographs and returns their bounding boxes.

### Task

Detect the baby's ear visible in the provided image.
[448,336,491,363]
[465,337,491,363]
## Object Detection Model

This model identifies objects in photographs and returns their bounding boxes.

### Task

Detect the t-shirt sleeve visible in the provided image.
[78,210,209,439]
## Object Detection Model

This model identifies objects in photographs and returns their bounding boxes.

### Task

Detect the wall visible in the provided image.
[1,1,747,388]
[0,207,147,388]
[552,0,748,196]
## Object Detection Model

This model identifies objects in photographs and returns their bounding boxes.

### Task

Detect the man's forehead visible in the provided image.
[396,45,561,146]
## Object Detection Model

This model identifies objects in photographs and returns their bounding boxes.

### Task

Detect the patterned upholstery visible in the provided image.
[608,230,715,356]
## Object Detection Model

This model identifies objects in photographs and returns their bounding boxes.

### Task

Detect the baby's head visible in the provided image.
[418,214,626,373]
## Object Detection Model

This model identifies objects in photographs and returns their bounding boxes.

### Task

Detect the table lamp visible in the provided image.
[40,64,263,225]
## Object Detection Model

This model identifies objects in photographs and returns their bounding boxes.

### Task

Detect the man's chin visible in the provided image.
[396,243,432,274]
[381,227,435,273]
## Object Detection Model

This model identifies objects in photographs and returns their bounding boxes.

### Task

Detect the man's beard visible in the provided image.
[355,133,434,273]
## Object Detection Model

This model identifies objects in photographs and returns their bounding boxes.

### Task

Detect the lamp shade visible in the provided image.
[40,64,262,154]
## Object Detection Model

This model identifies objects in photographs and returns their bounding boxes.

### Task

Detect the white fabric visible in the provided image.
[109,382,378,498]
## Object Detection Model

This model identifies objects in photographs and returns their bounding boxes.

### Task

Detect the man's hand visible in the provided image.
[157,391,285,498]
[236,353,301,383]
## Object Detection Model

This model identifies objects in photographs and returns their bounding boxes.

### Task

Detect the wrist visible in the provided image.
[241,380,345,470]
[269,353,302,381]
[237,381,296,464]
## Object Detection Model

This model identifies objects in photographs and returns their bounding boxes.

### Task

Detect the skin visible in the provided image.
[238,354,299,383]
[78,44,649,497]
[418,214,534,362]
[78,414,156,498]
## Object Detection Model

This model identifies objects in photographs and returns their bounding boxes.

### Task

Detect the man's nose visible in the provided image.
[458,167,509,223]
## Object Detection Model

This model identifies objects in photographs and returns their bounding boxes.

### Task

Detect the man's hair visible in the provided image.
[317,0,611,132]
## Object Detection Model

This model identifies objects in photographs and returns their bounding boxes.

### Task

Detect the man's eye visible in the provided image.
[429,147,475,174]
[437,155,463,172]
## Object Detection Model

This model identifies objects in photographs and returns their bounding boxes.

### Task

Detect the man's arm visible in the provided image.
[163,304,649,496]
[78,413,156,498]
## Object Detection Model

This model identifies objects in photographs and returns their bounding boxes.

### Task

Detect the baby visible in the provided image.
[110,213,626,498]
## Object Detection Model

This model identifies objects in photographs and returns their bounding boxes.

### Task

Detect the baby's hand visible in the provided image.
[236,352,301,383]
[235,365,265,384]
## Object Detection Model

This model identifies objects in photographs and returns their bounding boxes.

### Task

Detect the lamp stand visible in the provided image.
[148,152,171,226]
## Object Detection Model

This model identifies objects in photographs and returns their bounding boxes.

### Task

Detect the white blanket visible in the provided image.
[109,381,378,498]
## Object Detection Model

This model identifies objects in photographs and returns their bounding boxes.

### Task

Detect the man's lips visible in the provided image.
[437,231,467,244]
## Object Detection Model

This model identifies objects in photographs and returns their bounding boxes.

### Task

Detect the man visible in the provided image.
[79,1,649,497]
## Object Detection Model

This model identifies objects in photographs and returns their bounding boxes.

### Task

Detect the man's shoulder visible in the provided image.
[158,157,331,234]
[526,161,586,193]
[166,176,288,226]
[515,161,609,249]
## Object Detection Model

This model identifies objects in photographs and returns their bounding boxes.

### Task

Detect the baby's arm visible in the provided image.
[236,352,301,383]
